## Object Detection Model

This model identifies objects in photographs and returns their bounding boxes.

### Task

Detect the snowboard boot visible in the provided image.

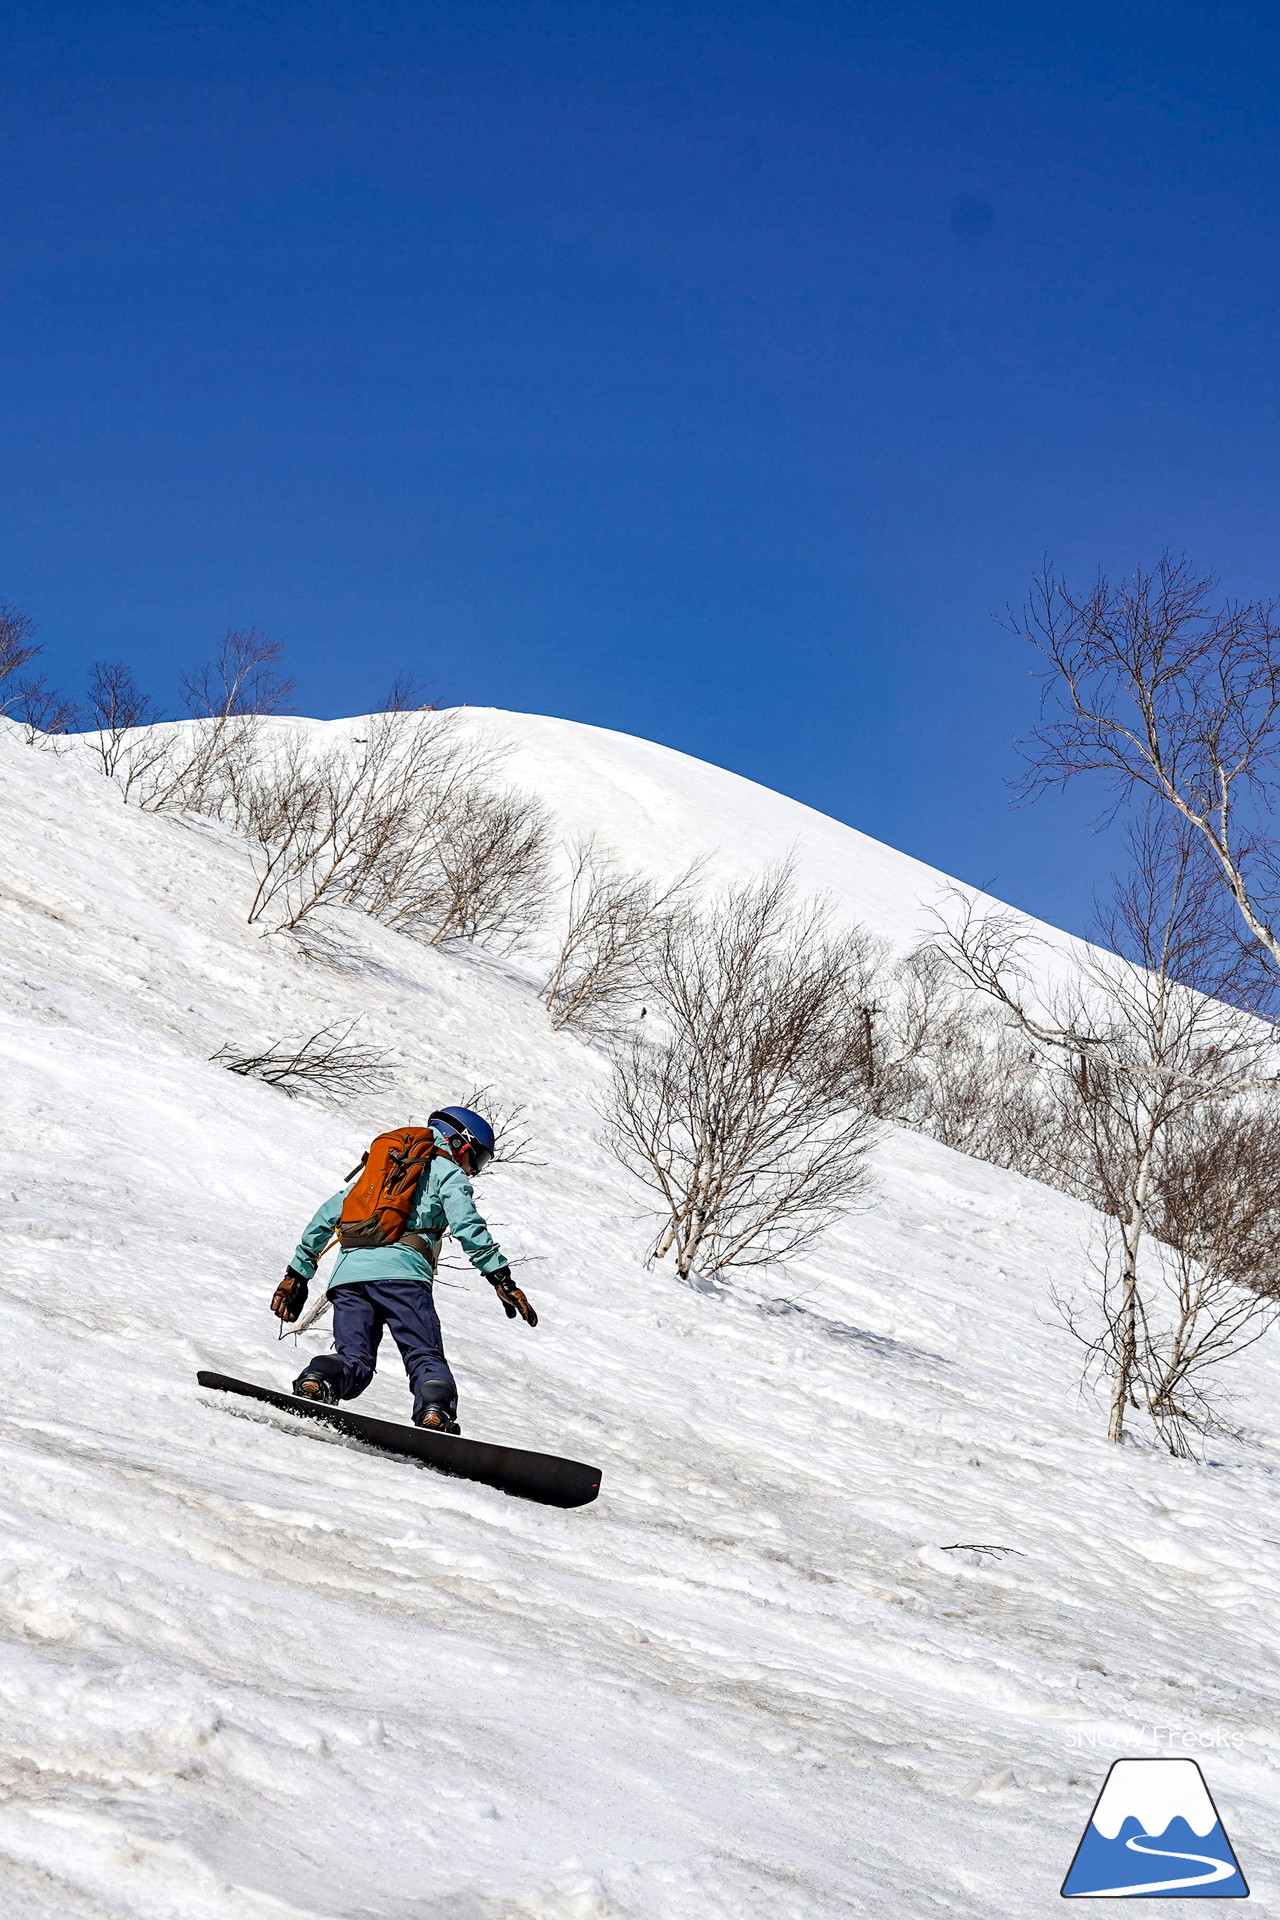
[293,1370,338,1405]
[414,1404,460,1435]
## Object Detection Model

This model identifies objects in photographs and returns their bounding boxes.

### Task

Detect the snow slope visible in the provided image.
[2,709,1279,1919]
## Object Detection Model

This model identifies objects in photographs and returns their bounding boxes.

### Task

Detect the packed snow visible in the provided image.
[1,708,1278,1918]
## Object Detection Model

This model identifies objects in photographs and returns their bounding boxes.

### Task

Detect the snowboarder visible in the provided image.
[270,1107,537,1434]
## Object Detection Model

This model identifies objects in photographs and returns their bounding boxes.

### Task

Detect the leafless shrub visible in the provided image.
[606,864,880,1283]
[540,836,707,1032]
[211,1021,391,1098]
[879,955,1070,1177]
[377,784,553,949]
[242,711,464,928]
[242,710,551,949]
[0,604,40,711]
[1133,1108,1280,1452]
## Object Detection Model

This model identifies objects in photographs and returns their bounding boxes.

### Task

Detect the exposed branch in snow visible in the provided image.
[211,1021,392,1099]
[941,1544,1025,1557]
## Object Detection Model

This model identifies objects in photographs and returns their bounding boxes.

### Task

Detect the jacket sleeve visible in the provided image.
[289,1190,344,1280]
[435,1161,507,1275]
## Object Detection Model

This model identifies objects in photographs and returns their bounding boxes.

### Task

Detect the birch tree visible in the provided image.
[937,820,1280,1445]
[1014,555,1280,979]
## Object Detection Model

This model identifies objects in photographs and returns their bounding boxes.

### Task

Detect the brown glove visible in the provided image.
[487,1266,537,1327]
[271,1267,310,1323]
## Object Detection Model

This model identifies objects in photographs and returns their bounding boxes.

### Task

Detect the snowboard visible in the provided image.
[196,1371,601,1508]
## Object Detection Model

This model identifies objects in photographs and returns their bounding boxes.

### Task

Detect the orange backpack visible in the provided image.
[337,1127,440,1249]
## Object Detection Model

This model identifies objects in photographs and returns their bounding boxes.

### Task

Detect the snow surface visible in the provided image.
[2,708,1280,1918]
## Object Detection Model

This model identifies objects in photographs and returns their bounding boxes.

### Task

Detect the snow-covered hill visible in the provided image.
[2,710,1278,1919]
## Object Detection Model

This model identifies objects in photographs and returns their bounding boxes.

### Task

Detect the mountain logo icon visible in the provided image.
[1062,1758,1248,1897]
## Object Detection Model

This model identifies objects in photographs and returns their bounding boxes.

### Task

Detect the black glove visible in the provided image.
[271,1267,310,1323]
[487,1265,538,1327]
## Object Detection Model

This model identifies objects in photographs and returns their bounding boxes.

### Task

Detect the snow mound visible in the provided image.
[1,709,1278,1918]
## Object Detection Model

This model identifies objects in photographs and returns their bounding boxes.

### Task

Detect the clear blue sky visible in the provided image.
[4,0,1280,934]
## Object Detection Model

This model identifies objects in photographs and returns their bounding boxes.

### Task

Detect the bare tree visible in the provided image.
[241,717,431,928]
[1014,555,1280,981]
[380,675,436,714]
[540,837,706,1032]
[137,627,292,815]
[211,1021,391,1098]
[8,675,81,747]
[181,625,295,722]
[0,605,40,713]
[938,820,1280,1446]
[79,660,171,794]
[606,865,880,1282]
[0,605,78,745]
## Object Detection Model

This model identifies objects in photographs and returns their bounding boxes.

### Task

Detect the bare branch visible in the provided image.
[211,1021,391,1099]
[1012,555,1280,979]
[0,604,40,713]
[458,1085,539,1165]
[182,627,294,720]
[9,675,81,747]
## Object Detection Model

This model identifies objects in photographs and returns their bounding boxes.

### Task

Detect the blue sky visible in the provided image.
[4,0,1280,934]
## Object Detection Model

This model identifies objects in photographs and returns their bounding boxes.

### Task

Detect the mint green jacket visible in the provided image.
[289,1130,507,1292]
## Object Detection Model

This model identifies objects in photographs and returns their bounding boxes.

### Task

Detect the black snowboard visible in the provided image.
[196,1371,601,1508]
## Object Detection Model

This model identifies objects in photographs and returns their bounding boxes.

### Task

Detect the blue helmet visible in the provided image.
[429,1106,496,1172]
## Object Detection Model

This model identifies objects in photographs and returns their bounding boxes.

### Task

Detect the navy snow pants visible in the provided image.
[305,1280,458,1421]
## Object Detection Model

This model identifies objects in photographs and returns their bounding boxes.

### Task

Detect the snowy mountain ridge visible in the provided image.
[1,708,1278,1919]
[1091,1758,1218,1839]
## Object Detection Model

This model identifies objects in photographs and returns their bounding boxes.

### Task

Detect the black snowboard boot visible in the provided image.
[414,1404,460,1435]
[293,1371,338,1405]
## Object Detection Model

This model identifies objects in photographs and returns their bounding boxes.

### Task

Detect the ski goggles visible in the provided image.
[446,1123,493,1174]
[463,1135,494,1174]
